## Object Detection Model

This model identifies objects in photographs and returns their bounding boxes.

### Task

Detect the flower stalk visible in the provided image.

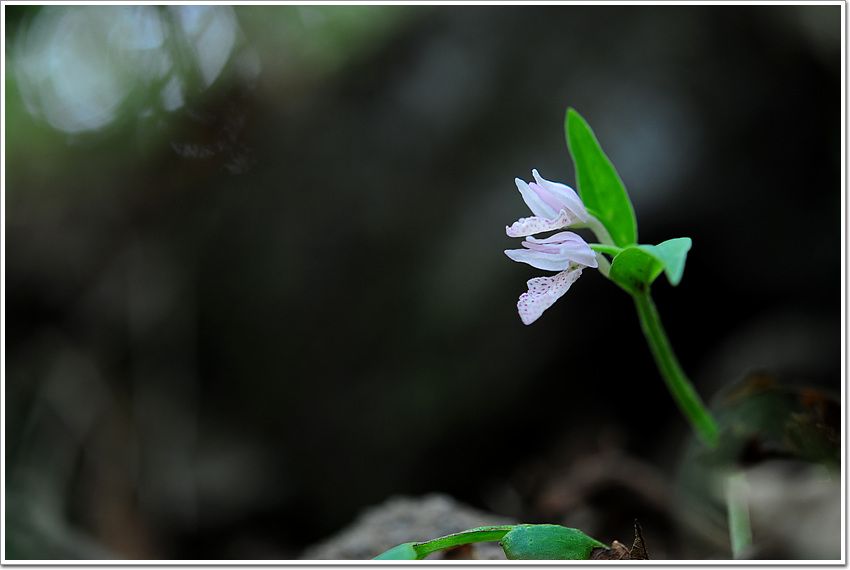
[632,287,719,448]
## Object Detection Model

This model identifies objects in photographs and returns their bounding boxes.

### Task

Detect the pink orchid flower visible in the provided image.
[505,231,598,325]
[506,169,589,238]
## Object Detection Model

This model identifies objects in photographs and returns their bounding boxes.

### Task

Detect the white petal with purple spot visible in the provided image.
[517,266,583,325]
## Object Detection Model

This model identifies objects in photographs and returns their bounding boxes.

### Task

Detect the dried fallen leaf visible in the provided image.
[629,520,649,560]
[590,520,650,560]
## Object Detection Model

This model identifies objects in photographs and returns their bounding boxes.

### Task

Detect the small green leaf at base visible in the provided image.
[500,524,607,560]
[651,237,692,286]
[608,237,692,294]
[609,246,663,294]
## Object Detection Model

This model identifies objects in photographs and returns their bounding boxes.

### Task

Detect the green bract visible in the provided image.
[566,107,637,248]
[608,237,692,295]
[650,237,692,286]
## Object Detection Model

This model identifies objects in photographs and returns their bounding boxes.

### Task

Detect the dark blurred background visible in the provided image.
[4,4,842,560]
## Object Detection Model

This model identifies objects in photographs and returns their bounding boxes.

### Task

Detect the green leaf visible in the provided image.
[651,237,692,286]
[566,108,637,247]
[608,238,692,294]
[372,526,514,560]
[500,524,607,560]
[609,246,664,294]
[373,542,421,560]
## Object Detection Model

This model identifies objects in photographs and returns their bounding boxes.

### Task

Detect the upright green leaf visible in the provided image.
[566,108,637,247]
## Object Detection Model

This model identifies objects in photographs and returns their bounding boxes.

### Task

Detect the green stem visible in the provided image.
[414,526,514,558]
[578,215,617,278]
[589,244,621,257]
[589,244,615,278]
[632,288,719,448]
[374,526,514,560]
[579,213,617,248]
[726,471,753,559]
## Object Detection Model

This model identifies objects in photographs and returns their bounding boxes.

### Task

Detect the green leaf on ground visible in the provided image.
[373,526,514,560]
[373,542,421,560]
[500,524,607,560]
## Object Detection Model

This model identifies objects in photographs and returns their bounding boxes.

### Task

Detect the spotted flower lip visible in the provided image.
[504,231,598,272]
[506,169,589,238]
[515,266,584,325]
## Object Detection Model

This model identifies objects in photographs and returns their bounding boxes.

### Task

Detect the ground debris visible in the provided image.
[590,520,649,560]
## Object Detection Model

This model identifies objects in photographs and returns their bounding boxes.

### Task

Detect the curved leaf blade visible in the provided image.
[652,237,692,286]
[373,542,421,560]
[609,246,664,294]
[566,108,638,247]
[373,526,515,560]
[500,524,607,560]
[608,238,692,294]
